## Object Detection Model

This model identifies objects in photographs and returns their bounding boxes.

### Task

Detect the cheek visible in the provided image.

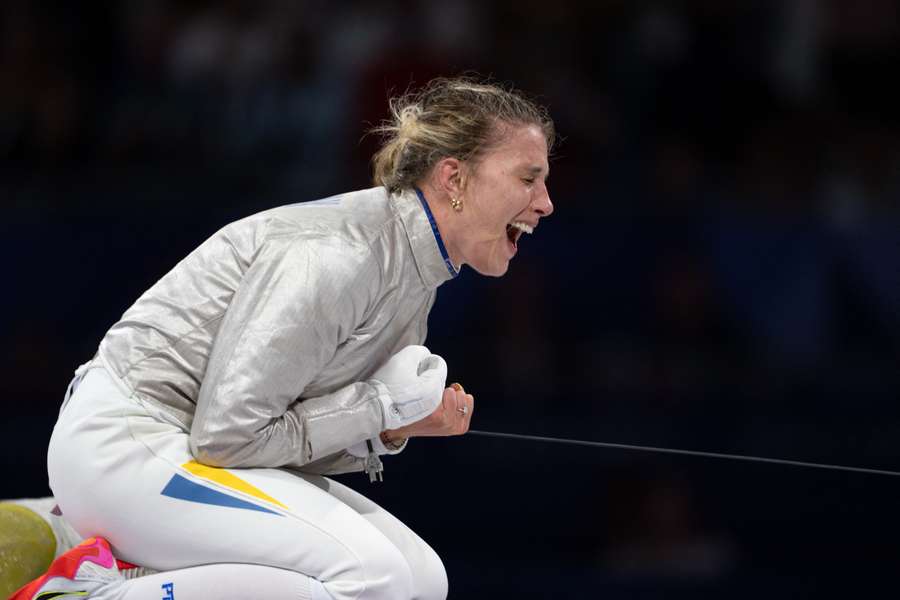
[505,189,531,218]
[467,177,524,230]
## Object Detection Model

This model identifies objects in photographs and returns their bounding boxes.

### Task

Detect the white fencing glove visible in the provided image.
[369,345,447,430]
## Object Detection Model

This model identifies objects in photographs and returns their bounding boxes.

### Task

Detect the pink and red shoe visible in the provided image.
[9,537,124,600]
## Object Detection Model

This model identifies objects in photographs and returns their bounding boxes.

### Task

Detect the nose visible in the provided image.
[533,183,554,217]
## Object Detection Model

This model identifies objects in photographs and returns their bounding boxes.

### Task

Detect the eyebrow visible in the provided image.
[525,165,549,179]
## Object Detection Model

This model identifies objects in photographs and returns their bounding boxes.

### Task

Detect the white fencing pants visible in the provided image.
[47,362,447,600]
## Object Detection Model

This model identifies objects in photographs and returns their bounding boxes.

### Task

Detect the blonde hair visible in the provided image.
[370,76,555,194]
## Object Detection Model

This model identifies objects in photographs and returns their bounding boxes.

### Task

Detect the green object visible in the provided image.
[0,503,57,596]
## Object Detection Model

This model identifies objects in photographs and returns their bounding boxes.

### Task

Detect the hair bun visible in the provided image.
[397,104,423,140]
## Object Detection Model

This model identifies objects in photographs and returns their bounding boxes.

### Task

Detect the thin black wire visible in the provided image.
[467,429,900,478]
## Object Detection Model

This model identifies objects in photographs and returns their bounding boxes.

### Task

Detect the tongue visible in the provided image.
[506,225,518,248]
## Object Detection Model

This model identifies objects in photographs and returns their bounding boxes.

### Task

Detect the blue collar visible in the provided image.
[414,187,459,278]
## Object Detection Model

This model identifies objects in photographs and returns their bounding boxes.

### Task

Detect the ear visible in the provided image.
[433,157,464,198]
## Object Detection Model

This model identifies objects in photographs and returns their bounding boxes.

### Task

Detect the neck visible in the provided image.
[416,182,463,269]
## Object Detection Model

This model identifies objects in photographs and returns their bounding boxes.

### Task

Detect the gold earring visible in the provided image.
[450,197,463,212]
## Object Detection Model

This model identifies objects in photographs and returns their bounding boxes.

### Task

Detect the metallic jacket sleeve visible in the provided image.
[289,449,371,476]
[189,230,385,469]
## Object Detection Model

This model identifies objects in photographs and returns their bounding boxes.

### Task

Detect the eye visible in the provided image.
[522,177,535,185]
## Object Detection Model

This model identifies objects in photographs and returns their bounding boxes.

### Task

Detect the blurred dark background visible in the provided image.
[2,0,899,597]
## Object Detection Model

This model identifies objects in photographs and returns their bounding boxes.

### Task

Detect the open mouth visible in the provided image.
[506,221,533,250]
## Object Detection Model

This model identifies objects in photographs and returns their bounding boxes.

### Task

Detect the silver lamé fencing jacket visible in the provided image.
[93,186,457,475]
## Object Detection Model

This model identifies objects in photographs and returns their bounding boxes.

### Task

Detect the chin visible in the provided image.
[471,260,510,277]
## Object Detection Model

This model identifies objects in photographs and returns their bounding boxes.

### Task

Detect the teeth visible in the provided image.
[509,221,533,234]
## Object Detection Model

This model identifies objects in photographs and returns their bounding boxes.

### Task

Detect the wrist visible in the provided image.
[380,429,407,450]
[346,430,407,459]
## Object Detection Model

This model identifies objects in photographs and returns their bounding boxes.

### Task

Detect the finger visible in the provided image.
[463,395,474,424]
[450,383,469,424]
[456,394,472,433]
[448,390,466,433]
[453,389,466,415]
[441,387,456,411]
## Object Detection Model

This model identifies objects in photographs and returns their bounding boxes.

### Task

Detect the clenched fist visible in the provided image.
[383,382,474,440]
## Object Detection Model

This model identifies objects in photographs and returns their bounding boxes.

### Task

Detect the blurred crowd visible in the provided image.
[1,1,899,196]
[3,0,899,594]
[3,1,899,216]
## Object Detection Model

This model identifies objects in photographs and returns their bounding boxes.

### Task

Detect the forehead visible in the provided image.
[483,123,549,171]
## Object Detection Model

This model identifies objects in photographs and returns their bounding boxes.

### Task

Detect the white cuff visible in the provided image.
[346,434,408,459]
